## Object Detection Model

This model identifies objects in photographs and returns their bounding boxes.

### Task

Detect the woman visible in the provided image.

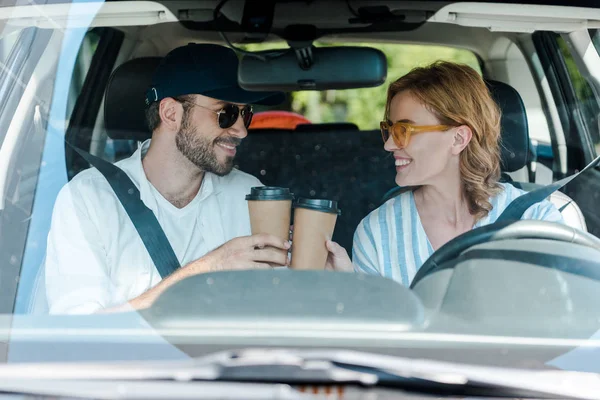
[326,61,563,286]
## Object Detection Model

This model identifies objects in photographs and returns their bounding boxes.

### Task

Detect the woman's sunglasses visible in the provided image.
[380,121,453,148]
[182,100,254,129]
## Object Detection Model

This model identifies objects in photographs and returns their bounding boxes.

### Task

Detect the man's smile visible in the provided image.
[216,142,237,156]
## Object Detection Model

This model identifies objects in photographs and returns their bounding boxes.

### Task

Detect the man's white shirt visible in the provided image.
[45,140,261,314]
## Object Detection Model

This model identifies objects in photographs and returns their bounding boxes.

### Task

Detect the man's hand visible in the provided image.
[100,234,290,313]
[325,240,354,272]
[185,234,291,276]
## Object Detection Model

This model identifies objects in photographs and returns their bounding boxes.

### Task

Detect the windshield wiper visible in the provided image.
[209,349,600,399]
[0,349,599,399]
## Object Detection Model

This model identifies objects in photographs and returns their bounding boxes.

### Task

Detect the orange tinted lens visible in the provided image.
[391,123,408,147]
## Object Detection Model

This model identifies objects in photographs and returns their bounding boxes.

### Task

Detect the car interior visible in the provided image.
[70,2,596,243]
[103,56,588,254]
[2,0,600,318]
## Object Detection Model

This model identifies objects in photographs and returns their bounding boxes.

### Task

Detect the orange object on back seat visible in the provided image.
[249,111,311,130]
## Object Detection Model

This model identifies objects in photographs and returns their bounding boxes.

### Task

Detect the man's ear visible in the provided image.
[158,98,183,133]
[451,125,473,155]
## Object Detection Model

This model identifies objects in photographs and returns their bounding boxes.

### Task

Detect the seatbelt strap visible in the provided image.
[496,154,600,222]
[69,145,181,278]
[559,200,573,213]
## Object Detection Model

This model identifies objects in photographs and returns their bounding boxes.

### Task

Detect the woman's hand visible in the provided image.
[325,240,354,272]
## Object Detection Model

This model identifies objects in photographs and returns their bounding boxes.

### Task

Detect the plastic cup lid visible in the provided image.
[294,198,341,215]
[245,186,294,201]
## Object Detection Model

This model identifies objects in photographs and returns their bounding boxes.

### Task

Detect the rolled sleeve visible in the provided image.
[351,219,381,275]
[523,199,565,225]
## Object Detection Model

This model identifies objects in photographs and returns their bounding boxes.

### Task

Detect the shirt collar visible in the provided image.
[198,171,215,202]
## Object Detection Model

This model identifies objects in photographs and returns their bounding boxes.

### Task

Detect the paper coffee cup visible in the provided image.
[290,198,341,270]
[246,187,293,267]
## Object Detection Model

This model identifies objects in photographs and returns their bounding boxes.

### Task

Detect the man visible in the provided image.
[45,43,290,314]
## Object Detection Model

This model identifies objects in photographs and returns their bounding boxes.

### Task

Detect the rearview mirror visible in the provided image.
[238,46,387,91]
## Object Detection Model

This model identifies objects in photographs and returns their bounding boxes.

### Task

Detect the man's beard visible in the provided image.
[175,117,241,177]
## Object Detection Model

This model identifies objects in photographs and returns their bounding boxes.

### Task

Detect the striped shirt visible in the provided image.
[352,182,564,286]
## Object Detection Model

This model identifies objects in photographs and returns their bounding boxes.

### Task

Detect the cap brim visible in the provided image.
[203,86,286,106]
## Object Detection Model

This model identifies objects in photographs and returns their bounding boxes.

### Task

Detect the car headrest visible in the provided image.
[294,123,359,132]
[104,57,162,141]
[486,79,529,172]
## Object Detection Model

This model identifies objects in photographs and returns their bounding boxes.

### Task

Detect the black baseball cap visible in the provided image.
[145,43,285,106]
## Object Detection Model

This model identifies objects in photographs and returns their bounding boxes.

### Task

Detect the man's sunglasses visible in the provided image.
[182,100,253,129]
[380,121,453,148]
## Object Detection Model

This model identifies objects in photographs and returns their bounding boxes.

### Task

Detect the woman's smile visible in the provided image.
[394,156,413,171]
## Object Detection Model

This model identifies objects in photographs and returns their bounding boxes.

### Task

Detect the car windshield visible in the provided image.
[2,0,600,386]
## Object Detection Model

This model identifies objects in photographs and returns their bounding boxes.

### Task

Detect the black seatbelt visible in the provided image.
[496,154,600,222]
[70,145,181,278]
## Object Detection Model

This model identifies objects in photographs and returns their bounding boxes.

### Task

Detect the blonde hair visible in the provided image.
[385,61,502,221]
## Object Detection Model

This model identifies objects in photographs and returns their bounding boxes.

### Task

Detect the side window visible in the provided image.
[555,34,600,158]
[534,31,600,239]
[66,29,101,121]
[592,29,600,58]
[0,27,41,149]
[64,27,124,177]
[0,29,21,64]
[591,29,600,155]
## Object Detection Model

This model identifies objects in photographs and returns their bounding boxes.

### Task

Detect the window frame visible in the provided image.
[532,31,597,171]
[0,28,51,149]
[64,27,124,181]
[7,27,122,314]
[0,27,53,314]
